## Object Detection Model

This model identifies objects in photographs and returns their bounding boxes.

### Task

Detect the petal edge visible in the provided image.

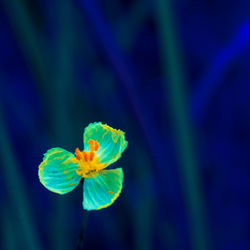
[83,122,128,166]
[83,168,123,210]
[39,148,81,194]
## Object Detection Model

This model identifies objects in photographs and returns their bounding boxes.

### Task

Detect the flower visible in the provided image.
[38,122,128,210]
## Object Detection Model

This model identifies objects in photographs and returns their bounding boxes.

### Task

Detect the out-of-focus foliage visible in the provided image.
[1,0,250,250]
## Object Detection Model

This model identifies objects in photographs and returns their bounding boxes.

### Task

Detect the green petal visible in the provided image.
[38,148,81,194]
[83,122,128,166]
[83,168,123,210]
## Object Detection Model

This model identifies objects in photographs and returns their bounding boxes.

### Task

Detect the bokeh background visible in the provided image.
[1,0,250,250]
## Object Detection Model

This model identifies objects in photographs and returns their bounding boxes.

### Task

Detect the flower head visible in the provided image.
[39,122,128,210]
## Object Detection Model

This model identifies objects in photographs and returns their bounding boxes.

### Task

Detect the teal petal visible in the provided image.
[83,168,123,210]
[83,122,128,166]
[38,148,81,194]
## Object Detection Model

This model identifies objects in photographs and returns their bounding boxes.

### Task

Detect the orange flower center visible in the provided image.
[74,139,105,178]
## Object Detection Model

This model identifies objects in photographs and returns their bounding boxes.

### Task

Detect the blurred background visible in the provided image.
[1,0,250,249]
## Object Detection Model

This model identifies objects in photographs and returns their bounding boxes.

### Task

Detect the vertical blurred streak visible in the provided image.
[50,1,76,250]
[2,207,16,250]
[155,1,210,250]
[2,0,48,93]
[191,21,250,123]
[77,0,169,194]
[0,106,42,250]
[133,149,155,250]
[116,0,149,50]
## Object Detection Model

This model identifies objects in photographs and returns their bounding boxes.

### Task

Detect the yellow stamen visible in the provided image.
[88,139,95,151]
[88,139,99,152]
[75,148,82,160]
[74,139,106,178]
[89,151,95,161]
[82,151,88,161]
[94,141,99,151]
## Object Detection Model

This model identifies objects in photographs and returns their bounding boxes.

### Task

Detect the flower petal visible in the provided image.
[83,122,128,166]
[38,148,81,194]
[83,168,123,210]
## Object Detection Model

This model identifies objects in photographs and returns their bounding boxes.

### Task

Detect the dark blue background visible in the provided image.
[1,0,250,250]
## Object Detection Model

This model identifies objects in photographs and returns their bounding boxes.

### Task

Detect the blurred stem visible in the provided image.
[0,106,42,250]
[76,209,89,250]
[155,1,210,250]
